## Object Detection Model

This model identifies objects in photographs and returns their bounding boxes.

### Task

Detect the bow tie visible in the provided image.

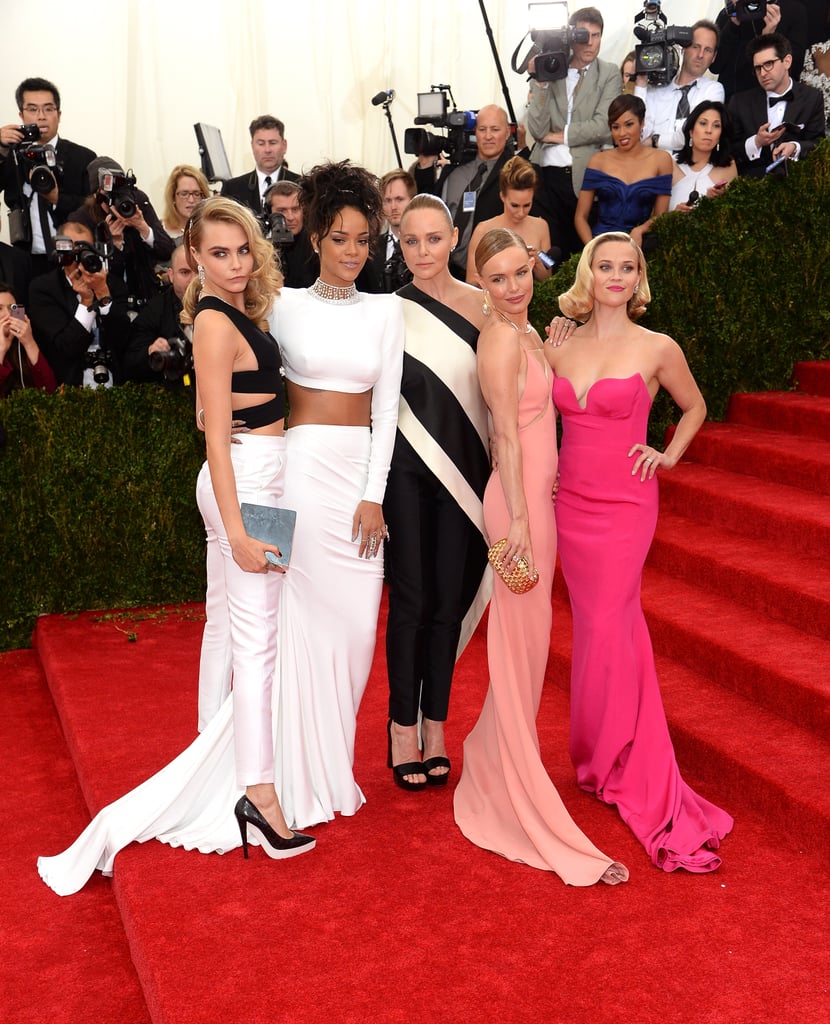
[769,90,793,106]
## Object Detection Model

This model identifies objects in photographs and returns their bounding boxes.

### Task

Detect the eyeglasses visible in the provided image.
[175,190,204,200]
[753,57,783,74]
[21,104,58,115]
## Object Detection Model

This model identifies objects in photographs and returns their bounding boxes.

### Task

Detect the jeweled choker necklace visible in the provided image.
[309,278,359,304]
[495,306,532,334]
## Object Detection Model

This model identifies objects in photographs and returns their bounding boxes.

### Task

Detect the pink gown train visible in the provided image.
[453,350,626,886]
[553,373,733,872]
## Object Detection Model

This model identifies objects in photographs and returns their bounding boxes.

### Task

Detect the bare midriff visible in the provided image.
[286,380,372,427]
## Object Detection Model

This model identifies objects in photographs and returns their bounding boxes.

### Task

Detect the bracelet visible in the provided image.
[198,408,205,427]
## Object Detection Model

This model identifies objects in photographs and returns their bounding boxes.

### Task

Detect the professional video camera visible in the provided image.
[633,2,695,87]
[403,86,478,166]
[96,168,140,219]
[149,334,193,383]
[724,0,767,23]
[53,235,110,275]
[524,1,590,82]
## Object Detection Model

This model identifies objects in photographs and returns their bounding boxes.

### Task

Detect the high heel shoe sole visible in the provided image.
[241,820,316,860]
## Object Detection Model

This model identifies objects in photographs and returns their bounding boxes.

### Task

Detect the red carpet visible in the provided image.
[5,362,830,1023]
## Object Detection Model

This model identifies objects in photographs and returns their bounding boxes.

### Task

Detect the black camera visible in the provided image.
[403,86,478,166]
[16,123,41,144]
[634,24,695,86]
[97,168,139,219]
[53,236,109,275]
[521,2,591,83]
[84,346,112,385]
[149,335,193,383]
[258,210,294,248]
[17,143,59,195]
[725,0,767,23]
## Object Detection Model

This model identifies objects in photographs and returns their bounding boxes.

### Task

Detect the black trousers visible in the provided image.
[384,441,485,726]
[532,165,583,263]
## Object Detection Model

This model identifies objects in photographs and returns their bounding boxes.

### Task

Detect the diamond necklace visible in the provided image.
[309,278,359,305]
[494,306,532,334]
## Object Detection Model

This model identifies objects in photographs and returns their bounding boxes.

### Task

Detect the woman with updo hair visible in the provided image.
[548,231,733,872]
[267,160,405,827]
[466,156,553,283]
[162,164,211,240]
[384,193,491,791]
[575,94,672,247]
[453,226,629,886]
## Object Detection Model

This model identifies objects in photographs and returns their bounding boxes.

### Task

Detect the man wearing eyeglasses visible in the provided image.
[727,32,825,176]
[0,78,97,277]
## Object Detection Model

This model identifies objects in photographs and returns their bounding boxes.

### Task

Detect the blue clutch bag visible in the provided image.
[240,503,297,567]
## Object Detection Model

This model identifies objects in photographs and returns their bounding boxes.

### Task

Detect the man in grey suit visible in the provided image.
[526,6,621,260]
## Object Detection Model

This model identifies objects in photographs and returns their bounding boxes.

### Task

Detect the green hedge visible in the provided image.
[0,385,206,650]
[531,136,830,443]
[2,144,829,650]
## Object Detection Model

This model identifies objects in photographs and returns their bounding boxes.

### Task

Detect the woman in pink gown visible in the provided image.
[550,231,733,872]
[453,228,628,887]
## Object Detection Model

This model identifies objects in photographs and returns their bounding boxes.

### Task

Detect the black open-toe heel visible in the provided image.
[422,755,451,786]
[234,796,316,860]
[387,720,427,791]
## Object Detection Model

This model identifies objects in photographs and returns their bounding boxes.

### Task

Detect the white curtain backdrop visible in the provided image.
[1,0,723,239]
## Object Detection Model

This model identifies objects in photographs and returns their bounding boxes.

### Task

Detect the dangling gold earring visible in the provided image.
[198,264,205,288]
[482,290,492,316]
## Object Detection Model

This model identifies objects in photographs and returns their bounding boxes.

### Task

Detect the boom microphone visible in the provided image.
[371,89,396,106]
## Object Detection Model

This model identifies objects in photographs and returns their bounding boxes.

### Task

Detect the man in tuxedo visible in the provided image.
[712,1,809,99]
[361,169,415,293]
[221,116,298,215]
[28,221,130,386]
[728,32,825,176]
[526,6,621,260]
[0,78,96,278]
[121,241,195,387]
[0,240,32,304]
[635,20,725,152]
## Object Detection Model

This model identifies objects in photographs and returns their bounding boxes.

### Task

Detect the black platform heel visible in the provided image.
[422,755,451,786]
[234,796,316,860]
[387,720,427,791]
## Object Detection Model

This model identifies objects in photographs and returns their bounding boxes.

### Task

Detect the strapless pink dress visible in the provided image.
[554,373,733,872]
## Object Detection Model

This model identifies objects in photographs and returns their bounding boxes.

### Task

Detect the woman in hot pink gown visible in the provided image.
[550,231,733,872]
[453,228,628,887]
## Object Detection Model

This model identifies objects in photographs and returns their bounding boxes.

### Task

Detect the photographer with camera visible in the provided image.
[0,78,96,279]
[727,31,825,175]
[712,2,809,99]
[121,241,195,388]
[526,6,621,262]
[71,157,174,310]
[262,180,318,288]
[634,20,725,152]
[28,221,129,386]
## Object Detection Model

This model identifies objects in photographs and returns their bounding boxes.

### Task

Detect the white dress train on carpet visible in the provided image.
[37,287,404,895]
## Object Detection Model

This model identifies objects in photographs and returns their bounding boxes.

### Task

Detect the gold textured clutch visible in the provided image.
[487,539,539,595]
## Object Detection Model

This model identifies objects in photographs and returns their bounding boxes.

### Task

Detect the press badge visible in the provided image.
[462,190,477,213]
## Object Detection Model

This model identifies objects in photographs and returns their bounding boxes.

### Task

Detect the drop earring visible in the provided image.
[482,291,491,316]
[198,264,205,288]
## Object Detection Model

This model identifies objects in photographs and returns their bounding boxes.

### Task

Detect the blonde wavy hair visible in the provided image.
[162,164,211,231]
[181,196,282,329]
[559,232,650,321]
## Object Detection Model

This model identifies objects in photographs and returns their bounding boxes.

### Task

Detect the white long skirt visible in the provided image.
[37,425,382,896]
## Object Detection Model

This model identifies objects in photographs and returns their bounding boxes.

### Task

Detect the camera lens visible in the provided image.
[79,251,103,274]
[115,197,137,218]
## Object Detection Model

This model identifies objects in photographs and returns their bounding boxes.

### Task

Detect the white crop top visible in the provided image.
[269,287,405,505]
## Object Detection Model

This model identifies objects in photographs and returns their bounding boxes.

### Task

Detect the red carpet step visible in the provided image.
[792,359,830,398]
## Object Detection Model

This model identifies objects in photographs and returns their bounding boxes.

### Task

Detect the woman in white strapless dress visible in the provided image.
[670,101,737,213]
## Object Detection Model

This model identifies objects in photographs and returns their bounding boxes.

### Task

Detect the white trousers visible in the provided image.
[195,433,286,787]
